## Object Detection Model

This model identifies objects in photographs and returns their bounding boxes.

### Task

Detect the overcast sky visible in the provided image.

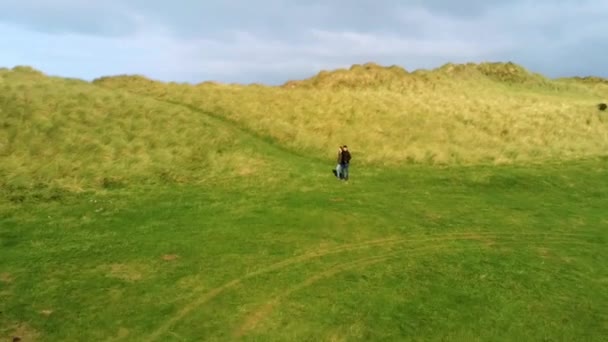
[1,0,606,84]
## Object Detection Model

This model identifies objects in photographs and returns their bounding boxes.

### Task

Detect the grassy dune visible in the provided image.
[95,62,608,166]
[0,67,288,192]
[3,62,607,190]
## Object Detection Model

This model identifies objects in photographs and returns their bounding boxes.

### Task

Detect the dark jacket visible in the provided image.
[340,150,351,164]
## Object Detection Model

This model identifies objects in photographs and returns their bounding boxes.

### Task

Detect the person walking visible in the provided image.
[333,146,344,179]
[339,145,351,181]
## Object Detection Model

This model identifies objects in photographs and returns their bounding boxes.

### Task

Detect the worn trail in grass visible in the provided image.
[1,158,607,341]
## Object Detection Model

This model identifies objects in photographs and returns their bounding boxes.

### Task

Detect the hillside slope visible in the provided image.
[95,62,608,166]
[0,67,286,191]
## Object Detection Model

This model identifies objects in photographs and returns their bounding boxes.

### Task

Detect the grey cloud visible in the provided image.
[1,0,607,82]
[0,0,136,36]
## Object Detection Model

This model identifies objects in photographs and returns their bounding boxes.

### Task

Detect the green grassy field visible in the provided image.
[1,63,608,341]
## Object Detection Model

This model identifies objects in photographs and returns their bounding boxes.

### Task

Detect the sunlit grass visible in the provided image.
[2,62,607,191]
[95,62,608,166]
[0,67,283,191]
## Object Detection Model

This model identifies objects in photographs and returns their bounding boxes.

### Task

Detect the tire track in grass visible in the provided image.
[234,252,403,338]
[234,237,599,337]
[144,231,599,341]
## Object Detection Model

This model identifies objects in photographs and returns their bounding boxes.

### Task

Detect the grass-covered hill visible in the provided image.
[95,61,608,167]
[0,66,290,192]
[1,61,608,191]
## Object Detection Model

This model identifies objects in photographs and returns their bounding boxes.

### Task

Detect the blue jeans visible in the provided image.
[339,163,349,180]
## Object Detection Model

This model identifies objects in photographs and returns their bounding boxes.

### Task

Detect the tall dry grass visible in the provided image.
[95,62,608,166]
[2,62,607,191]
[0,67,277,191]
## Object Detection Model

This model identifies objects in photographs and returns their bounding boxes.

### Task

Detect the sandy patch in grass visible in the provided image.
[0,272,13,283]
[234,302,276,338]
[7,323,40,342]
[327,335,347,342]
[176,276,200,290]
[536,247,555,260]
[161,254,179,261]
[39,309,53,317]
[99,263,151,282]
[110,327,130,340]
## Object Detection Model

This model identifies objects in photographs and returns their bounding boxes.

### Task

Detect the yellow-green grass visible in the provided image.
[95,62,608,167]
[0,67,289,192]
